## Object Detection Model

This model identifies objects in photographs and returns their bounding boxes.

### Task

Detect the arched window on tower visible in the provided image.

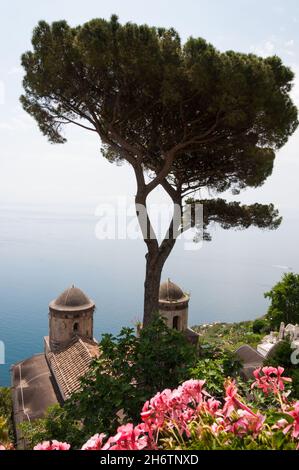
[73,322,79,333]
[173,315,181,331]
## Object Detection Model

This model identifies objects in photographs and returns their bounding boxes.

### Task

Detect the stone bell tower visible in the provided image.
[158,278,199,345]
[48,285,95,352]
[159,279,190,331]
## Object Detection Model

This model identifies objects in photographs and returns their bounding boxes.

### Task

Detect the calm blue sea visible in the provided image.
[1,204,299,386]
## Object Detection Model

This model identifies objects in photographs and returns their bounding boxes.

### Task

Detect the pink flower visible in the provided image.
[181,379,206,403]
[102,423,149,450]
[140,379,207,440]
[252,367,292,395]
[262,366,278,375]
[272,418,289,431]
[203,397,221,417]
[230,410,265,437]
[34,440,70,450]
[283,401,299,439]
[223,379,255,417]
[276,367,292,390]
[141,388,178,431]
[81,433,106,450]
[210,417,226,435]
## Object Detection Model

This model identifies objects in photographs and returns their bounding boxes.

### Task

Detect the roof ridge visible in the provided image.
[78,337,93,358]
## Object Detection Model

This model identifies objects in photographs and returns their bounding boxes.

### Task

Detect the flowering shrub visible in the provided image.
[34,440,70,451]
[2,366,299,451]
[252,366,292,396]
[81,433,106,450]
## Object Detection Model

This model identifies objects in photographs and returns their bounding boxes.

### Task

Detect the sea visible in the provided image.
[1,203,299,386]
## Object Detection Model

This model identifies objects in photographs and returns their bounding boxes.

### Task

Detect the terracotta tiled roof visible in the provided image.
[46,336,99,400]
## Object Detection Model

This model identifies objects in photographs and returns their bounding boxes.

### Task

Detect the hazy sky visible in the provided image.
[0,0,298,211]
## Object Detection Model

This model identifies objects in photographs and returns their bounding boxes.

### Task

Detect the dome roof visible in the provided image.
[159,279,185,301]
[49,286,95,311]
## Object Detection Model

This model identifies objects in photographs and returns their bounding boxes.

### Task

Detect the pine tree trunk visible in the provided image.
[142,238,177,326]
[135,191,178,326]
[143,249,163,326]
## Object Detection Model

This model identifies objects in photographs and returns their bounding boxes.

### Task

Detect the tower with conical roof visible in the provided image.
[159,278,190,332]
[48,285,95,352]
[159,279,199,344]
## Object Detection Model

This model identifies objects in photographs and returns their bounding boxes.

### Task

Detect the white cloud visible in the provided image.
[250,40,275,57]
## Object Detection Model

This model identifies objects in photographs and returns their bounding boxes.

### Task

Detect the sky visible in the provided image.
[0,0,298,212]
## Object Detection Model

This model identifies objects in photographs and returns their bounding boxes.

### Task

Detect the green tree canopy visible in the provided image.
[21,16,298,324]
[265,272,299,328]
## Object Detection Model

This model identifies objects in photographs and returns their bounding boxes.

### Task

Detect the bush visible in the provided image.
[263,340,299,399]
[19,404,82,449]
[264,340,293,368]
[189,359,226,396]
[289,369,299,400]
[190,350,242,397]
[252,319,267,334]
[0,388,13,442]
[265,273,299,328]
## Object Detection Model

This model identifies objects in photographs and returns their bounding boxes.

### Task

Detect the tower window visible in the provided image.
[73,322,79,332]
[173,316,181,331]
